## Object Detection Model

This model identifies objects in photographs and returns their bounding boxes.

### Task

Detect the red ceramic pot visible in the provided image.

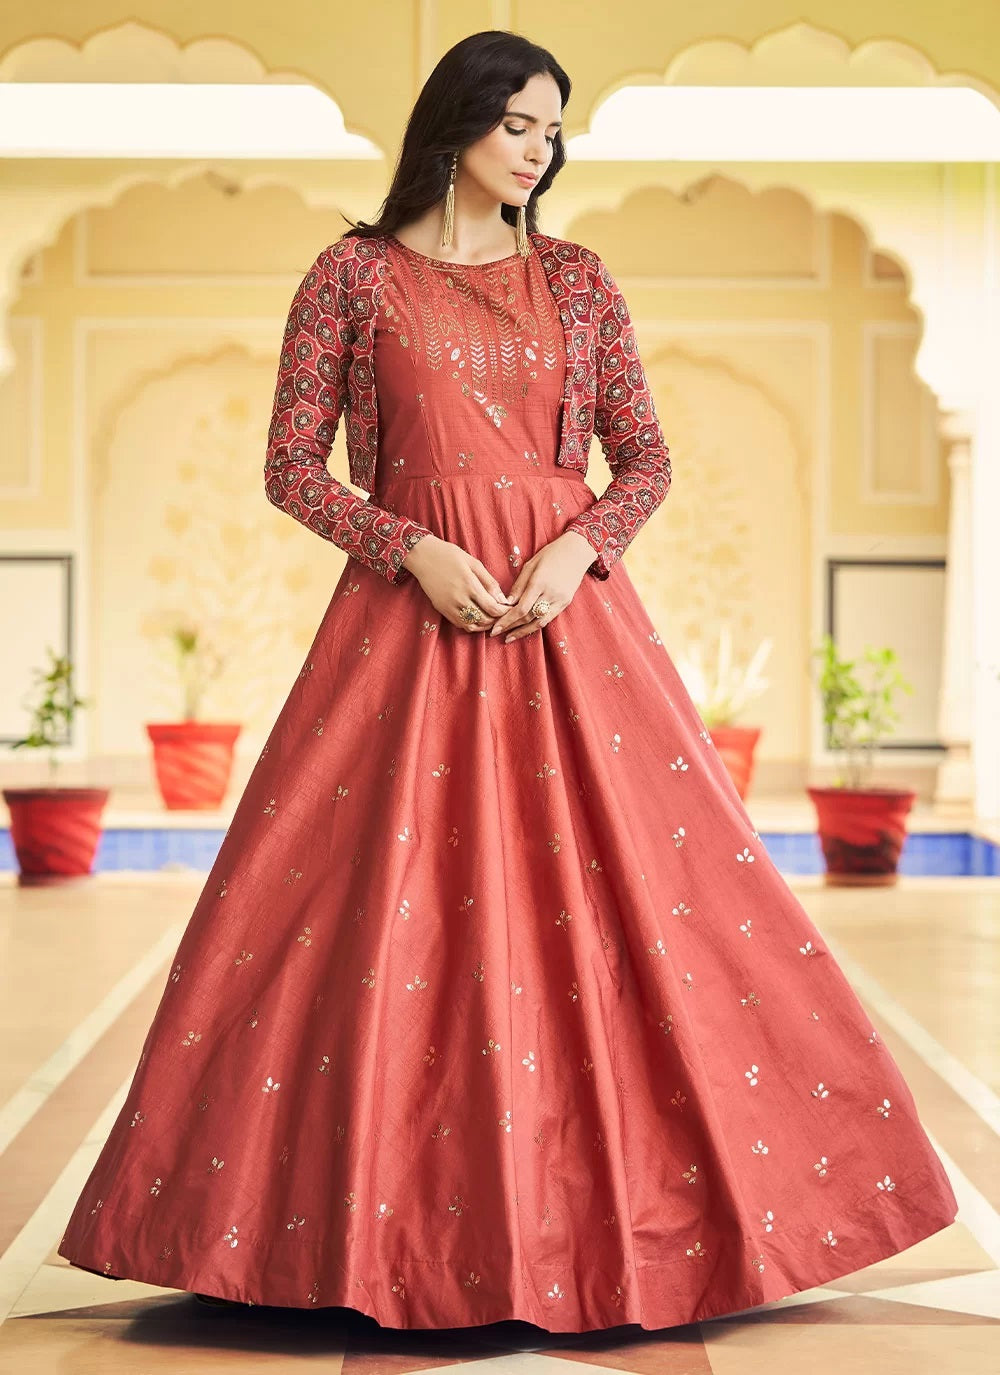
[807,785,916,886]
[708,724,762,802]
[145,721,241,810]
[2,786,110,886]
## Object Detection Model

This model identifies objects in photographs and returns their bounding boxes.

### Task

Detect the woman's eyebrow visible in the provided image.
[505,110,562,129]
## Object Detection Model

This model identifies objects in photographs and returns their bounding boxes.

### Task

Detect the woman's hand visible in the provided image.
[401,534,514,631]
[488,531,596,643]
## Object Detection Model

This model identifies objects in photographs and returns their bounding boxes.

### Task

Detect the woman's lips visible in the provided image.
[513,173,537,186]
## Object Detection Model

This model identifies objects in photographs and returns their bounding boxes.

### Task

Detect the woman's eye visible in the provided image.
[505,125,555,145]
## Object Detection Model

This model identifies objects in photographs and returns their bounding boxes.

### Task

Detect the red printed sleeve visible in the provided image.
[265,246,433,585]
[562,255,671,579]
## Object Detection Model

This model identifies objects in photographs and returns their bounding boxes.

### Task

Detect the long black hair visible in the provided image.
[341,30,571,242]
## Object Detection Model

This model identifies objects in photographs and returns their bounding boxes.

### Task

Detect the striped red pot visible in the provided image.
[707,724,762,801]
[2,787,110,886]
[807,785,916,886]
[145,722,241,810]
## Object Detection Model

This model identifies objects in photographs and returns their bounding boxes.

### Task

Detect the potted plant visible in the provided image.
[145,623,241,810]
[674,624,774,800]
[808,633,916,886]
[2,648,110,886]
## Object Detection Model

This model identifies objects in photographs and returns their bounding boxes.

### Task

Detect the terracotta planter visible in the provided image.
[2,786,110,887]
[145,721,242,810]
[708,724,762,802]
[807,785,916,886]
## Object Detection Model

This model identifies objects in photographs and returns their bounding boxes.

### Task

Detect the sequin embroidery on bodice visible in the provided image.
[373,236,566,479]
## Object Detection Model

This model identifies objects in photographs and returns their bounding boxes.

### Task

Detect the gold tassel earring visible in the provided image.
[516,202,529,257]
[441,150,458,248]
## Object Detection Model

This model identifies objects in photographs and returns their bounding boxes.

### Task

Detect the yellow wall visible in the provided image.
[1,1,991,792]
[0,169,943,773]
[1,2,999,157]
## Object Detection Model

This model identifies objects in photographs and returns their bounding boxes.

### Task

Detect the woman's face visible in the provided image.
[459,71,562,207]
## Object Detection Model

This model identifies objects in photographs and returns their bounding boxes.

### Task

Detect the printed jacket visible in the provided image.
[265,230,671,585]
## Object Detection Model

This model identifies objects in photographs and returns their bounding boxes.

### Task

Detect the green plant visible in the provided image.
[674,623,773,727]
[171,623,226,720]
[9,647,91,780]
[811,633,914,789]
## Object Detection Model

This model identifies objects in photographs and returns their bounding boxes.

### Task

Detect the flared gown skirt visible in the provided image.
[57,454,959,1331]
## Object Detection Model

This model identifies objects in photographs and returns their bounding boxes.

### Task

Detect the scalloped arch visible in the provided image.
[1,18,312,86]
[0,154,383,381]
[566,174,916,301]
[91,339,278,498]
[667,21,999,101]
[0,17,991,407]
[564,173,926,358]
[572,18,1000,138]
[0,20,390,372]
[0,162,355,345]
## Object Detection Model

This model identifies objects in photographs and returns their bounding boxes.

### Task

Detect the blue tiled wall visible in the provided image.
[0,826,228,874]
[757,829,1000,877]
[1,824,998,876]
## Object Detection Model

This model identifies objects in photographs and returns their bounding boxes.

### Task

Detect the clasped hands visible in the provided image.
[402,529,596,641]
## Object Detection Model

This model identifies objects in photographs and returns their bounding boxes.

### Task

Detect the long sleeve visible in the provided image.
[265,246,434,585]
[562,256,671,580]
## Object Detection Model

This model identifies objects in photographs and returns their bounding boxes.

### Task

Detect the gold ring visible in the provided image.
[459,604,484,625]
[530,598,551,618]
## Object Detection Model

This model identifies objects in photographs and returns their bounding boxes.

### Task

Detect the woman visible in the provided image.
[57,30,957,1334]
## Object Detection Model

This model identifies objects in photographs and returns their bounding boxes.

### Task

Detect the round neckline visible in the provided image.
[386,233,530,268]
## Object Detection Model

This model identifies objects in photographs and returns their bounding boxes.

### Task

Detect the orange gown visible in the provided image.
[57,234,958,1331]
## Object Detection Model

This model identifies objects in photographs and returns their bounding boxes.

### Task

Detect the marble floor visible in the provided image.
[0,867,998,1372]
